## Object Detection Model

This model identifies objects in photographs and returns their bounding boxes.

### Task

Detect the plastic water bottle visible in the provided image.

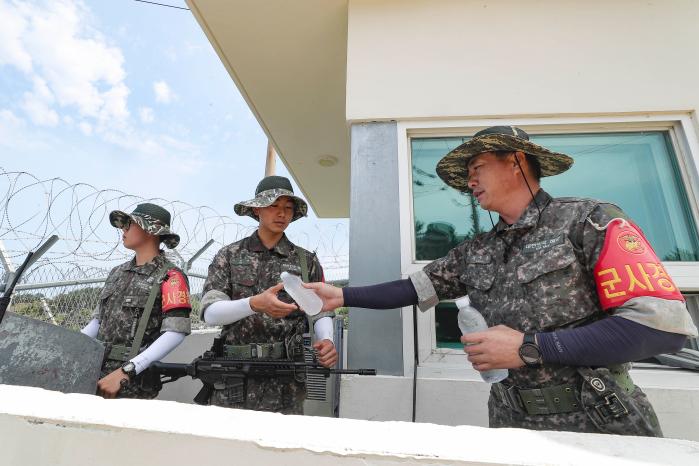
[455,296,508,384]
[280,272,322,316]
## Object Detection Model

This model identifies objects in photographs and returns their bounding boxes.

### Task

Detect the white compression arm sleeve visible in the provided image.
[130,331,185,375]
[314,316,333,343]
[80,318,100,338]
[203,298,255,326]
[205,299,333,342]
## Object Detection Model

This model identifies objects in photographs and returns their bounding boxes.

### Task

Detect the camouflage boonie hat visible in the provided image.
[109,203,180,249]
[436,126,574,192]
[234,176,308,222]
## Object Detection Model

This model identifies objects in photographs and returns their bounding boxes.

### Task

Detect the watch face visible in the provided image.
[520,344,541,364]
[122,362,135,373]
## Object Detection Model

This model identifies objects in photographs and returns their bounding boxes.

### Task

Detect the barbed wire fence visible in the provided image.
[0,167,349,331]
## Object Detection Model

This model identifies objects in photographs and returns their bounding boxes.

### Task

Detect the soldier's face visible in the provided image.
[121,220,153,250]
[466,152,519,211]
[255,196,295,234]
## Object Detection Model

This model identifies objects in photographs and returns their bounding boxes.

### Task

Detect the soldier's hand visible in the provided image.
[461,325,526,371]
[97,368,129,399]
[313,339,338,368]
[302,282,343,311]
[250,283,298,319]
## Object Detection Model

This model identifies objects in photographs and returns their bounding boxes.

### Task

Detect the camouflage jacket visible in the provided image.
[411,189,695,390]
[96,252,192,359]
[201,231,334,345]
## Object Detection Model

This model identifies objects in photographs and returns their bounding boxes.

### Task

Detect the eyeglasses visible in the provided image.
[121,219,132,231]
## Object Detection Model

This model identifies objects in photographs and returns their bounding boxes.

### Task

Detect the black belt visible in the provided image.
[492,382,581,416]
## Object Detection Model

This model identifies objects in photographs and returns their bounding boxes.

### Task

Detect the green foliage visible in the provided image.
[11,286,102,330]
[335,306,349,329]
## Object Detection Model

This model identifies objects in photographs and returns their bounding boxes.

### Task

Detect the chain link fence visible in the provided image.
[0,167,348,331]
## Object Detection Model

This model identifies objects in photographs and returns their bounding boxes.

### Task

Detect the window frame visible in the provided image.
[395,114,699,368]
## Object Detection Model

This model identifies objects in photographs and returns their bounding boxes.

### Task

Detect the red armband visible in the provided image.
[161,270,192,313]
[594,219,684,310]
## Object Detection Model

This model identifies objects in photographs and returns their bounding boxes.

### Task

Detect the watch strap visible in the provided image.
[523,332,536,345]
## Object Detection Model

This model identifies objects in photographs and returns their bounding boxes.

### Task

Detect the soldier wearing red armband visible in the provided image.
[306,126,698,436]
[81,203,191,399]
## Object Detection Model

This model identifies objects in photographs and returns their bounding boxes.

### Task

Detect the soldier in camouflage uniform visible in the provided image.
[308,126,697,436]
[81,203,192,399]
[201,176,337,414]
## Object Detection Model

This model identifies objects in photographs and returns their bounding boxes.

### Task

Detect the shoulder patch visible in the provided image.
[161,269,191,312]
[594,219,684,310]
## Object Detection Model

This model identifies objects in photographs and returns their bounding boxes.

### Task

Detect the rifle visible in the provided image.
[144,350,377,405]
[0,235,58,325]
[0,252,34,325]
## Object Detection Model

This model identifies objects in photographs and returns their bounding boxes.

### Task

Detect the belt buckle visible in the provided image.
[594,393,629,421]
[495,384,525,413]
[518,388,550,416]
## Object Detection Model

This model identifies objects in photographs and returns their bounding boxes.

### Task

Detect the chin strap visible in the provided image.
[514,155,541,221]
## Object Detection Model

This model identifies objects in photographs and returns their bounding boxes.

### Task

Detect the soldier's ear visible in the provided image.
[511,152,526,173]
[252,207,260,216]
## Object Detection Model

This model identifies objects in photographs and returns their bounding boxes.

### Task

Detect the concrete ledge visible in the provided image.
[341,367,699,442]
[2,384,698,465]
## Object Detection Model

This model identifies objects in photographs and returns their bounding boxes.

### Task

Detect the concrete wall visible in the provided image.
[347,0,699,133]
[340,366,699,442]
[3,384,699,466]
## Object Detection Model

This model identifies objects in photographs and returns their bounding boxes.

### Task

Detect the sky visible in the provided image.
[0,0,349,278]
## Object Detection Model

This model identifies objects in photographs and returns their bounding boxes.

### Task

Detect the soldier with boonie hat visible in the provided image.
[233,175,309,222]
[81,202,192,399]
[306,125,697,436]
[109,202,181,249]
[200,175,338,414]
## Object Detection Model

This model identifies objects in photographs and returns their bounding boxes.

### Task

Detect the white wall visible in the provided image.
[3,384,699,466]
[346,0,699,132]
[340,367,699,442]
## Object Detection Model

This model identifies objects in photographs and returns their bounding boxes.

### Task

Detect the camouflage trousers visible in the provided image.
[100,360,159,400]
[489,372,663,437]
[209,376,306,415]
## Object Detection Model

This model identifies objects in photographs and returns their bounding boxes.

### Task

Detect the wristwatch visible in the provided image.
[518,333,543,367]
[121,361,136,380]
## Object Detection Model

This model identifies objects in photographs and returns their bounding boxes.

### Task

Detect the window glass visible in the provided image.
[412,132,699,261]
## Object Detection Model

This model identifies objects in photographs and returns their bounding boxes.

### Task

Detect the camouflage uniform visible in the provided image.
[410,189,696,435]
[201,231,333,414]
[96,252,191,399]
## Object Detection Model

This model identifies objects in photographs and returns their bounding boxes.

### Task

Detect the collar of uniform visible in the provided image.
[248,230,293,257]
[495,189,552,232]
[125,251,166,274]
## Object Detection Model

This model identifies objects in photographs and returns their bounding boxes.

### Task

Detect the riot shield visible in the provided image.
[0,311,104,394]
